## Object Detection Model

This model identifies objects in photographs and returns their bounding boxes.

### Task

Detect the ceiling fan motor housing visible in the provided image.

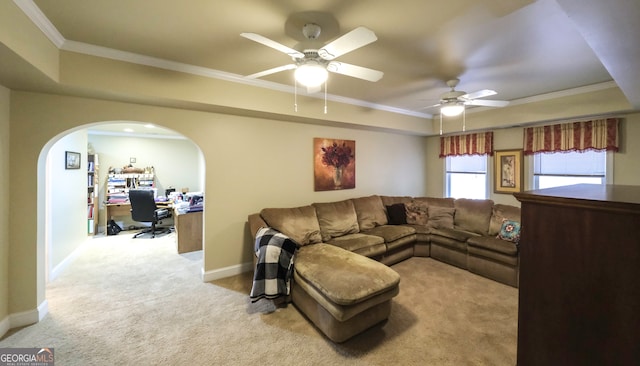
[441,90,466,101]
[302,23,322,39]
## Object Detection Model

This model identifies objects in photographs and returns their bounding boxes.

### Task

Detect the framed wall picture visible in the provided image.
[65,151,81,169]
[494,149,523,194]
[313,138,356,191]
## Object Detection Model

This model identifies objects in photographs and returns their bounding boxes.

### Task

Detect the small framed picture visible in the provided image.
[65,151,81,170]
[494,149,523,194]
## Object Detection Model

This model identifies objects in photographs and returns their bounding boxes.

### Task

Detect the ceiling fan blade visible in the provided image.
[327,61,383,82]
[420,103,441,110]
[240,33,304,58]
[245,64,296,79]
[461,89,497,100]
[465,99,510,107]
[318,26,378,60]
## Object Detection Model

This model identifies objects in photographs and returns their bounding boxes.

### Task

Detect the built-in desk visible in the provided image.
[104,201,172,233]
[104,203,132,231]
[105,202,202,254]
[174,210,203,253]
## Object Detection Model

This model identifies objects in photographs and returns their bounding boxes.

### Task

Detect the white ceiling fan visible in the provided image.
[426,78,509,117]
[241,23,384,93]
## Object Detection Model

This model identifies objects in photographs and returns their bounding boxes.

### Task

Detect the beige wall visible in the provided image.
[425,112,640,206]
[612,115,640,184]
[0,85,9,329]
[7,91,428,317]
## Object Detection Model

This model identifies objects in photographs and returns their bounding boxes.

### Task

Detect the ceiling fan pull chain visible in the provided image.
[439,113,443,135]
[294,81,298,112]
[462,109,466,132]
[324,80,328,114]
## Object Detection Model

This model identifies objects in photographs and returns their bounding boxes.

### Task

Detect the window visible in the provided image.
[446,155,488,199]
[533,150,608,189]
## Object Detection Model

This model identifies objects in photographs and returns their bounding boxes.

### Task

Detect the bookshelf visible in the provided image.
[87,154,99,235]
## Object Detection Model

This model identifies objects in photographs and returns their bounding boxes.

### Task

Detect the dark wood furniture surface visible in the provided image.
[514,184,640,365]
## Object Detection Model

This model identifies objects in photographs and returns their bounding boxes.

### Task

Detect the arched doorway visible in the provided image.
[38,121,205,311]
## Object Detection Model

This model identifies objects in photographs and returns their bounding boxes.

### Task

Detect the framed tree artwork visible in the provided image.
[494,149,523,193]
[313,138,356,191]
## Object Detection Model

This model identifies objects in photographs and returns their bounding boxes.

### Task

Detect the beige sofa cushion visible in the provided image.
[295,243,400,307]
[313,199,360,241]
[454,198,495,236]
[417,197,455,208]
[260,205,322,246]
[428,206,455,229]
[380,195,413,206]
[326,233,386,258]
[488,204,522,236]
[352,195,388,230]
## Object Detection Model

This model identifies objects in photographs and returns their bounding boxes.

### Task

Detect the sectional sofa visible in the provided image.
[248,194,521,342]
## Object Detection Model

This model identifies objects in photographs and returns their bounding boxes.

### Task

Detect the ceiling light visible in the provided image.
[295,60,328,87]
[440,102,465,117]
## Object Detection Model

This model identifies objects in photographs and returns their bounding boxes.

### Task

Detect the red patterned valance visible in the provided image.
[523,118,619,155]
[439,132,493,158]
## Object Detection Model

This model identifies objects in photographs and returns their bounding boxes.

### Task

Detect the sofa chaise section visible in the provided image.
[293,243,400,343]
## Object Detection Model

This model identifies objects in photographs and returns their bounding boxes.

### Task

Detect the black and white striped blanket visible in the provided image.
[249,227,298,303]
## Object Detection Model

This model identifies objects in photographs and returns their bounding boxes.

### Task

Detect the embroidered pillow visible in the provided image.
[386,203,407,225]
[497,220,521,243]
[405,200,429,225]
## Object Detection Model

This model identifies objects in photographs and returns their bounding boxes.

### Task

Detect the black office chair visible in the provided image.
[129,189,172,238]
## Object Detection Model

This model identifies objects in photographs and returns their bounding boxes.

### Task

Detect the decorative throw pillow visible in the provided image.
[497,220,521,243]
[405,200,429,225]
[427,206,455,229]
[386,203,407,225]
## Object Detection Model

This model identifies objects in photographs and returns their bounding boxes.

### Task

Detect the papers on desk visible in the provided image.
[174,194,203,214]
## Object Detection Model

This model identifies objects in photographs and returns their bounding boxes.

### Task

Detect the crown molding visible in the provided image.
[15,0,618,121]
[16,1,430,119]
[13,0,65,48]
[61,40,432,119]
[464,80,618,115]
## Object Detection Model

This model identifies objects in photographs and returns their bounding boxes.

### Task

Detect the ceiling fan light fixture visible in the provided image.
[440,102,465,117]
[295,61,328,87]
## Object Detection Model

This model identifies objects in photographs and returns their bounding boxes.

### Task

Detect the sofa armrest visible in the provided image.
[248,213,267,241]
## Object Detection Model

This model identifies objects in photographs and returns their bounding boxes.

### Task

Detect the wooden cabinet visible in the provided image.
[514,184,640,365]
[174,211,202,254]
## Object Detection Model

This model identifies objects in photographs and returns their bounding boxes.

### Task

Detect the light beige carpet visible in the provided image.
[0,232,517,365]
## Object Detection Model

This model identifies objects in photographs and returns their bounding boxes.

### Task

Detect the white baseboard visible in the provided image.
[38,300,49,321]
[202,262,253,282]
[50,240,90,281]
[7,300,49,331]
